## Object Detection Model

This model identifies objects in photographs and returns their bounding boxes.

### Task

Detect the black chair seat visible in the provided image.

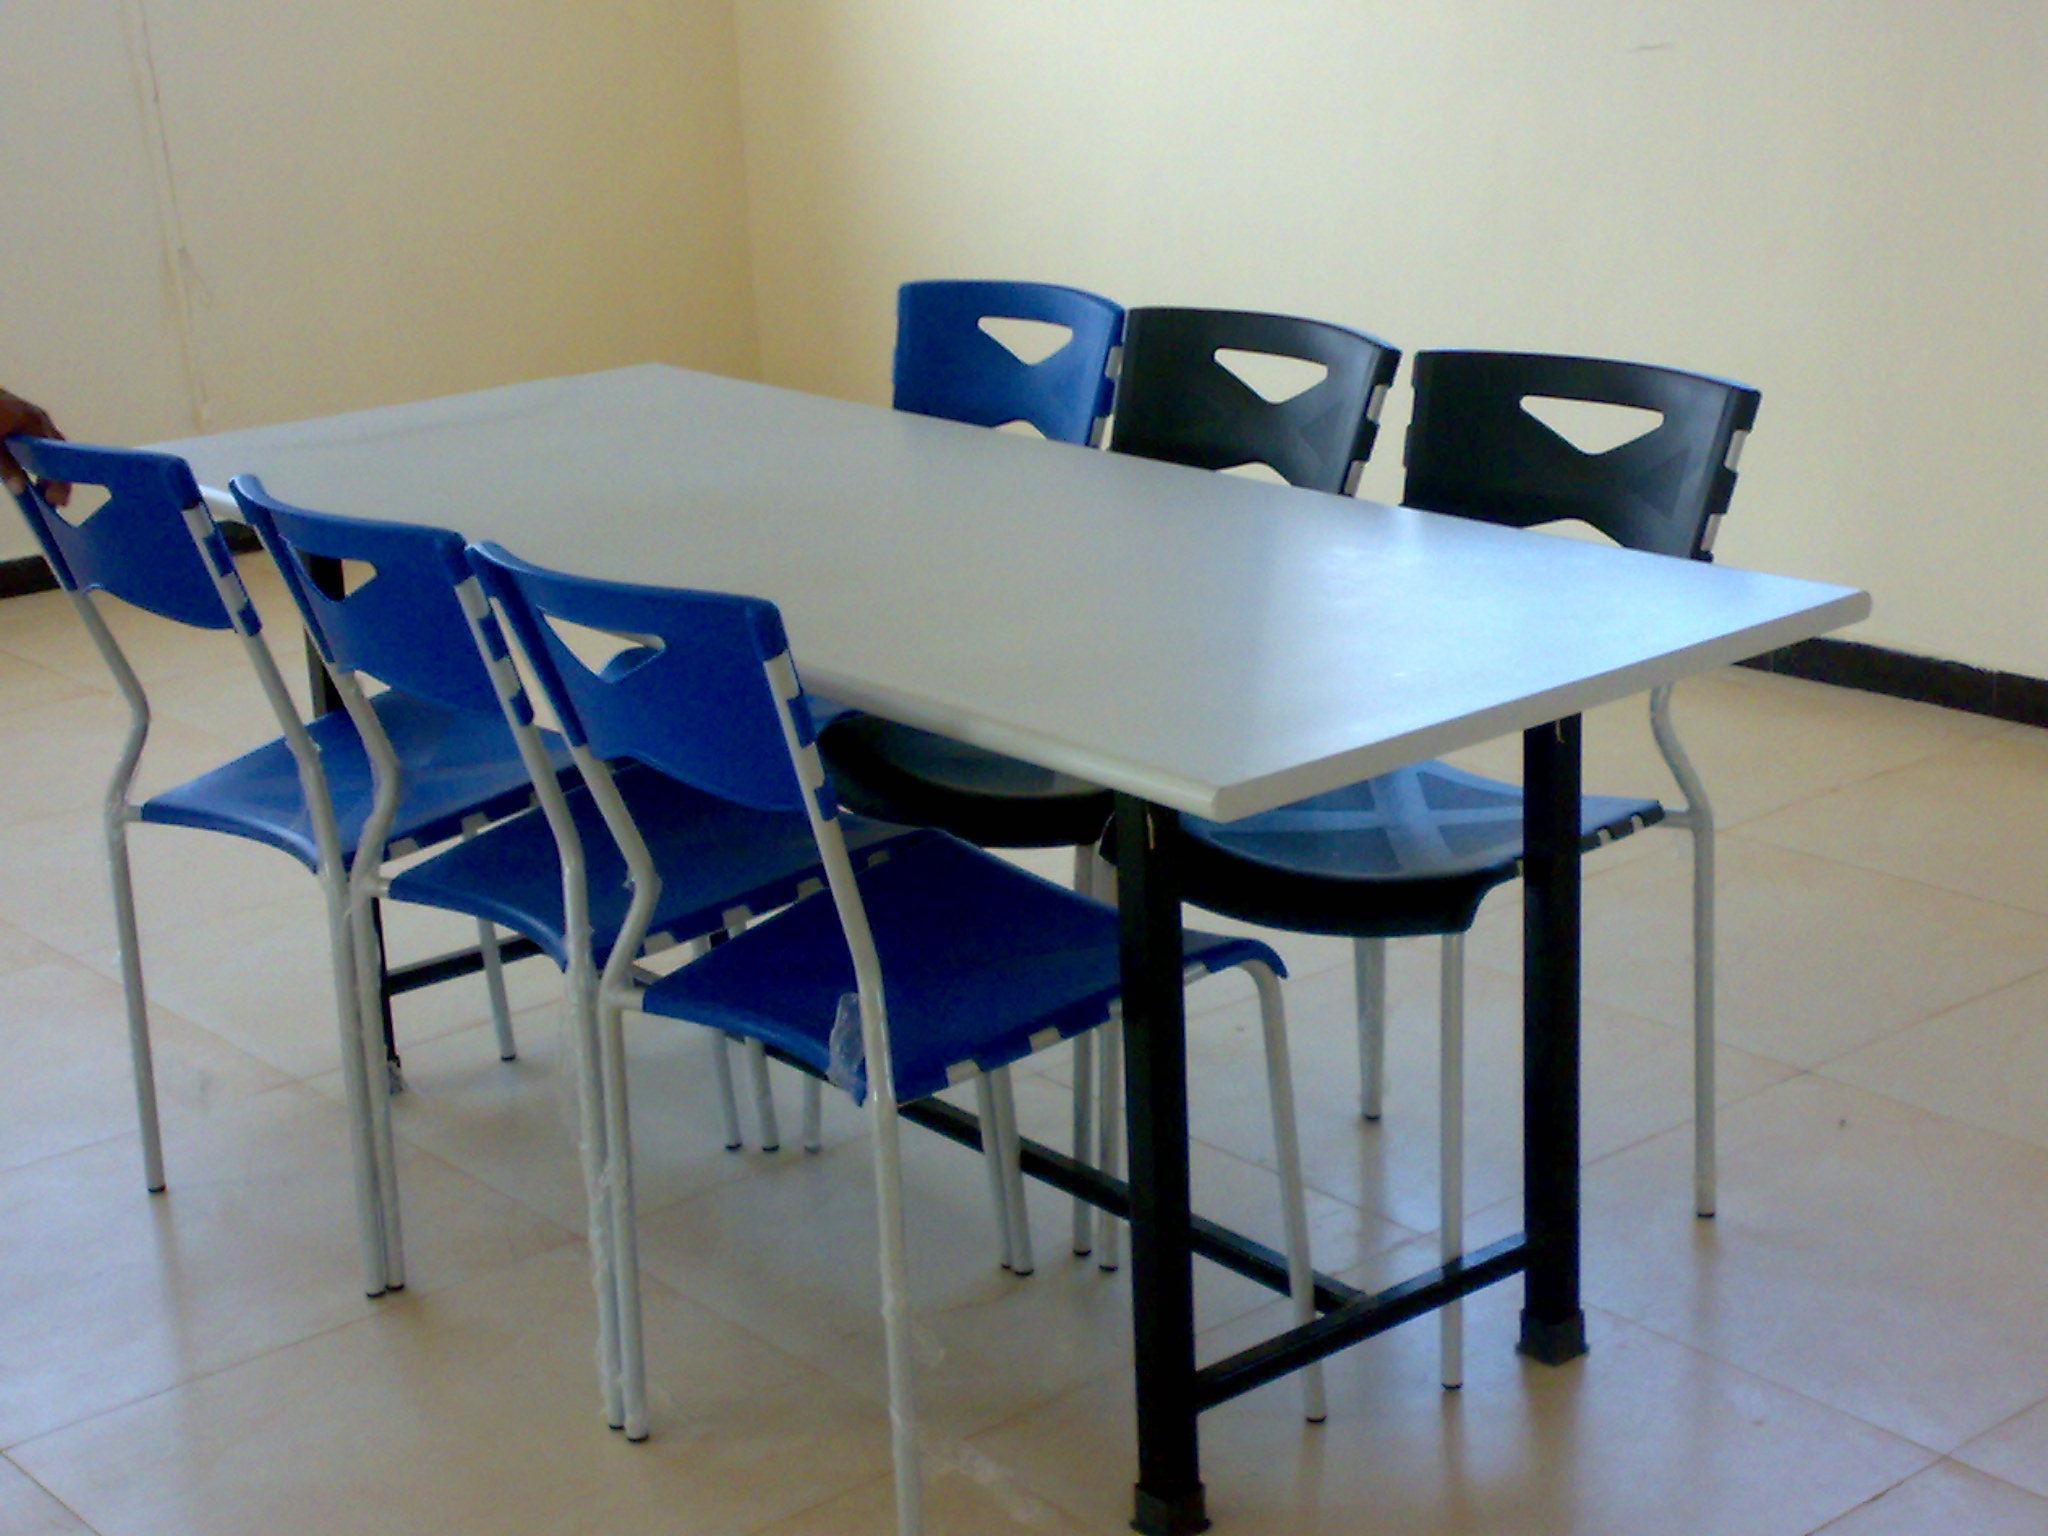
[821,715,1115,848]
[1115,760,1664,938]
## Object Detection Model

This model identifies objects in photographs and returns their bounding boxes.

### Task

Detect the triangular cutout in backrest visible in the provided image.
[1520,396,1664,455]
[994,419,1048,438]
[1218,460,1289,485]
[978,316,1074,366]
[45,483,110,530]
[296,549,379,600]
[540,611,666,682]
[1214,349,1329,404]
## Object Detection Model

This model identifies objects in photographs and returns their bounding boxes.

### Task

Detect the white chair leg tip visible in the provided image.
[1072,1245,1093,1258]
[1306,1412,1327,1424]
[499,1050,518,1063]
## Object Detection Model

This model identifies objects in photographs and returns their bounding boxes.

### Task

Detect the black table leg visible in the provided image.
[1116,793,1209,1536]
[1519,717,1589,1363]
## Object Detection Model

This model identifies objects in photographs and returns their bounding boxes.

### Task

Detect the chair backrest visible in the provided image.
[4,437,251,631]
[464,542,816,817]
[232,477,501,718]
[893,280,1124,445]
[1107,307,1402,493]
[1402,351,1761,560]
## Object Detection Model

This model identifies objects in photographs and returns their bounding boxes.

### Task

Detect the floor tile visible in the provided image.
[1821,967,2048,1153]
[79,894,561,1081]
[306,1003,816,1234]
[0,1083,569,1447]
[0,1459,93,1536]
[1439,666,2006,830]
[0,958,288,1174]
[1740,727,2048,915]
[0,692,234,829]
[1182,954,1788,1233]
[633,1073,1410,1443]
[0,808,310,958]
[1469,834,2048,1070]
[1954,1395,2048,1502]
[10,1246,890,1536]
[749,1452,1099,1536]
[1810,1460,2048,1534]
[0,649,96,719]
[974,1284,1929,1536]
[1581,1074,2048,1452]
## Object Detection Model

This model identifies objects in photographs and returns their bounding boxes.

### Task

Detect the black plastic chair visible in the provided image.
[1156,350,1759,1386]
[825,304,1401,1261]
[1109,305,1401,492]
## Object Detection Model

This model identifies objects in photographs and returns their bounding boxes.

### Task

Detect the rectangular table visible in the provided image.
[161,363,1870,1532]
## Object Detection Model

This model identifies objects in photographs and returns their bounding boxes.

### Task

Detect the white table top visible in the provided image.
[159,364,1871,822]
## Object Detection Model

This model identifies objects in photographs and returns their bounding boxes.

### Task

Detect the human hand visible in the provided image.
[0,388,70,507]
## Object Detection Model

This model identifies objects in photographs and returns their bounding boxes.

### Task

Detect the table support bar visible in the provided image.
[1195,1234,1528,1410]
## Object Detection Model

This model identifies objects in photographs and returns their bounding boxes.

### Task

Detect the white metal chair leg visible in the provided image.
[597,993,649,1440]
[1356,937,1387,1121]
[1439,934,1465,1391]
[563,967,625,1429]
[104,816,168,1197]
[1651,683,1718,1219]
[802,1075,824,1153]
[1097,1017,1124,1272]
[478,920,517,1061]
[991,1068,1035,1276]
[320,878,388,1297]
[1249,961,1325,1421]
[975,1074,1016,1271]
[352,895,407,1292]
[869,1087,925,1536]
[1069,842,1098,1256]
[711,1033,743,1150]
[1691,816,1717,1218]
[747,1037,781,1151]
[1069,1029,1096,1255]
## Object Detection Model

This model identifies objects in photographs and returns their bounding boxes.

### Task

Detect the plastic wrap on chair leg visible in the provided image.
[559,976,624,1430]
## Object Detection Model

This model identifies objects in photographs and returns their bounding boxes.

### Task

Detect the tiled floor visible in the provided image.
[6,561,2048,1533]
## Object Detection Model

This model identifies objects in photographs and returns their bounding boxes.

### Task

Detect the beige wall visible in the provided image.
[10,2,2045,676]
[732,0,2048,677]
[1,0,758,558]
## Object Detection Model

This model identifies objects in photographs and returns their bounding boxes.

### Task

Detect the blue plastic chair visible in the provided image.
[891,278,1123,444]
[232,480,916,1430]
[0,438,549,1297]
[1150,351,1761,1387]
[463,540,1321,1517]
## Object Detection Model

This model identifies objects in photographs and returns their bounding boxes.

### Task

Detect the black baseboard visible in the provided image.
[1737,636,2048,730]
[0,523,263,601]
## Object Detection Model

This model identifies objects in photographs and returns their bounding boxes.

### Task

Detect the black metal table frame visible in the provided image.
[1093,716,1589,1535]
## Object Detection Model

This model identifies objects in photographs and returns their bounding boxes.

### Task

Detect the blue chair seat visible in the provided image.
[139,688,570,869]
[640,829,1285,1106]
[389,761,914,967]
[1162,760,1664,938]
